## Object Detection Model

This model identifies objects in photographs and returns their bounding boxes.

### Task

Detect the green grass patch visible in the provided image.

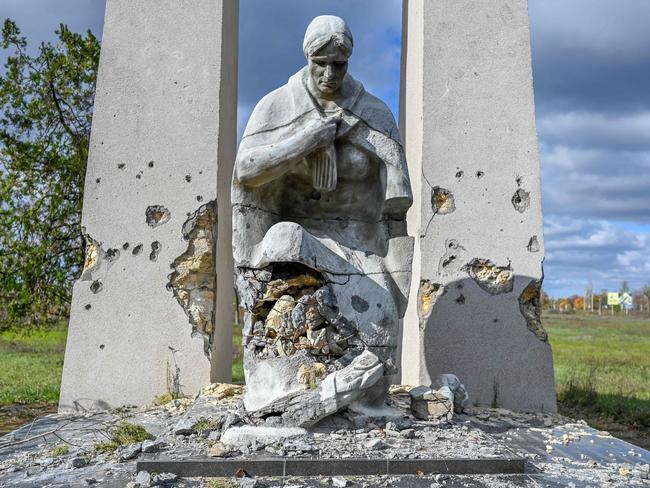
[546,312,650,430]
[49,444,70,457]
[93,422,152,453]
[0,324,67,405]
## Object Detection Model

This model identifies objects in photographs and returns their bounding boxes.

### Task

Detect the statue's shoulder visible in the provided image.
[243,70,308,138]
[352,85,400,142]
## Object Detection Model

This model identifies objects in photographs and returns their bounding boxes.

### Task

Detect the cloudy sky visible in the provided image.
[2,0,649,298]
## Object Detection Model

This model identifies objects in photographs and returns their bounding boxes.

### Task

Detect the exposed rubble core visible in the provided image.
[464,258,514,295]
[243,263,362,371]
[519,278,548,342]
[168,201,217,357]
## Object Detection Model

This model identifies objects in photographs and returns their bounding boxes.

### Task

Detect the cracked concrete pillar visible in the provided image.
[400,0,556,412]
[59,0,238,411]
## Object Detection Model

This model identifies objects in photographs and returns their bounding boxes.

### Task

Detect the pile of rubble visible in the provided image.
[1,383,649,488]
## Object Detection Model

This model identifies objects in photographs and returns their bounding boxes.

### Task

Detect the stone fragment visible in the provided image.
[134,471,151,487]
[410,387,453,421]
[364,438,385,450]
[118,442,142,461]
[332,476,351,488]
[433,374,469,412]
[208,442,232,458]
[265,295,296,331]
[238,478,258,488]
[150,472,178,486]
[142,439,166,453]
[296,362,327,389]
[70,457,88,469]
[173,417,195,436]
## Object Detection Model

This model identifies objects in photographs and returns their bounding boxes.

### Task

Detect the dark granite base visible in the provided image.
[136,456,527,478]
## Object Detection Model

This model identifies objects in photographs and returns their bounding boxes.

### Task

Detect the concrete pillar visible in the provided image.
[400,0,556,412]
[59,0,238,411]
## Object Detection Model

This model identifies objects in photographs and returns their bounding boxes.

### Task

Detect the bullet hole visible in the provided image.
[198,171,203,175]
[95,178,101,184]
[351,295,369,313]
[136,174,142,180]
[117,163,125,170]
[122,242,130,250]
[185,175,192,182]
[512,189,530,213]
[456,294,466,304]
[431,187,455,215]
[145,205,171,228]
[527,235,540,253]
[99,344,105,350]
[309,190,321,200]
[455,170,464,179]
[196,195,204,202]
[493,318,499,323]
[476,170,485,178]
[132,244,143,256]
[85,304,92,310]
[148,160,155,168]
[516,176,523,187]
[149,241,161,261]
[376,303,382,308]
[464,258,513,295]
[90,280,103,294]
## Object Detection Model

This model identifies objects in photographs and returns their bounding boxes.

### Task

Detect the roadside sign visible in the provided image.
[621,293,633,306]
[607,293,620,306]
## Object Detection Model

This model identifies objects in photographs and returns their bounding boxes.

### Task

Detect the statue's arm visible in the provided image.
[235,118,338,188]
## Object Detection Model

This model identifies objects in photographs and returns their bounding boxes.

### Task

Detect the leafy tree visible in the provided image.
[0,19,100,328]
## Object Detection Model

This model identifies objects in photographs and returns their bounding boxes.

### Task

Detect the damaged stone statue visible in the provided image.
[232,15,413,427]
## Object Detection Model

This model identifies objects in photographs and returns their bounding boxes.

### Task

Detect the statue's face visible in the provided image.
[308,41,349,96]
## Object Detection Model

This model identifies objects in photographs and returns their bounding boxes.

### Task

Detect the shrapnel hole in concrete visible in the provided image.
[431,186,455,215]
[511,188,530,213]
[463,258,514,295]
[149,241,161,261]
[518,278,548,342]
[168,200,218,358]
[527,235,540,253]
[132,243,143,256]
[417,279,443,325]
[145,205,171,228]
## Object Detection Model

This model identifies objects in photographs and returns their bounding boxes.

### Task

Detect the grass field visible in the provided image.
[545,311,650,446]
[1,313,649,446]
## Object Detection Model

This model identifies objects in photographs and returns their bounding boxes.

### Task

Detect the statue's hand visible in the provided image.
[305,115,340,150]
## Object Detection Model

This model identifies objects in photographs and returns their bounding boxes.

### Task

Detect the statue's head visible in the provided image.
[303,15,353,96]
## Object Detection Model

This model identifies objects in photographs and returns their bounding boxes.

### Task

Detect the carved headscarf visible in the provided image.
[302,15,353,58]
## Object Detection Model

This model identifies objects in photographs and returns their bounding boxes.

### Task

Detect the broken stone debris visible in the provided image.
[408,374,468,421]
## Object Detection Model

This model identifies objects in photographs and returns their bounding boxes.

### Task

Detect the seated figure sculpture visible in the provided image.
[232,15,413,427]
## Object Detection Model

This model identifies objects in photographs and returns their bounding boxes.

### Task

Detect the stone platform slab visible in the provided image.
[137,456,526,477]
